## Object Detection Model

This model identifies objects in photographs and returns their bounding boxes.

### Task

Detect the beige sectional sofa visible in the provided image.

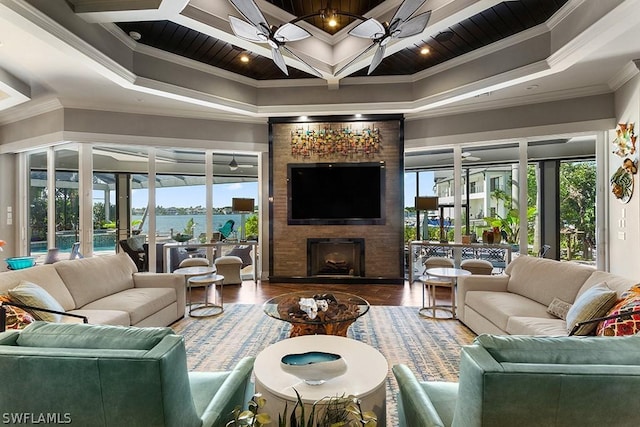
[457,255,636,336]
[0,252,185,326]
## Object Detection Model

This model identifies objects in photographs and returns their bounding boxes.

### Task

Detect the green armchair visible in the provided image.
[0,322,254,427]
[393,334,640,427]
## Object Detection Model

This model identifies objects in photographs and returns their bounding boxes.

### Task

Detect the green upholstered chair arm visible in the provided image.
[0,330,19,344]
[198,356,256,427]
[392,364,447,427]
[451,344,503,427]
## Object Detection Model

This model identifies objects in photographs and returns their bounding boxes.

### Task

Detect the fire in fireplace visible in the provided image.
[307,238,365,277]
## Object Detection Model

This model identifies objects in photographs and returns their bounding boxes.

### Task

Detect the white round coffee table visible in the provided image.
[254,335,388,426]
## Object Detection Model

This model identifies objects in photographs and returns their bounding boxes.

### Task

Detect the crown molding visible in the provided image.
[0,97,63,126]
[405,84,612,120]
[546,0,584,30]
[60,131,266,151]
[547,0,640,72]
[608,59,640,91]
[0,131,66,154]
[101,22,137,49]
[133,76,260,116]
[60,101,267,124]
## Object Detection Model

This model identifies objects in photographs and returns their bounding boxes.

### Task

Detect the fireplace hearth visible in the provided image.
[307,238,365,277]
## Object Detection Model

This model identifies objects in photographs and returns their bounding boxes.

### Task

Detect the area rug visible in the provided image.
[172,304,476,426]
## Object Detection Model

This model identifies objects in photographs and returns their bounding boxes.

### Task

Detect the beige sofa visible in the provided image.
[0,252,185,327]
[457,255,636,336]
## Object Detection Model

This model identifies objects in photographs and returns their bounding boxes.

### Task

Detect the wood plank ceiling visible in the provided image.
[115,0,568,81]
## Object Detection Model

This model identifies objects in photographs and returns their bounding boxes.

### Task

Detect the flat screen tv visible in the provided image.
[287,162,385,225]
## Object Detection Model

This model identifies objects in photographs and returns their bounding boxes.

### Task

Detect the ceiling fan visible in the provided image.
[226,154,255,171]
[461,152,481,161]
[337,0,432,75]
[228,0,322,77]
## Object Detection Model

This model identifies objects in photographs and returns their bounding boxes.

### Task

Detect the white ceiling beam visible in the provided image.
[68,0,189,23]
[0,66,30,111]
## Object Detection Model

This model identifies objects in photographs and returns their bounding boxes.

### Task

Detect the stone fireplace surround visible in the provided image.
[268,116,405,284]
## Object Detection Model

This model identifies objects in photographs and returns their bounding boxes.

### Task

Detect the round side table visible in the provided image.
[420,267,471,319]
[174,266,216,317]
[187,273,225,317]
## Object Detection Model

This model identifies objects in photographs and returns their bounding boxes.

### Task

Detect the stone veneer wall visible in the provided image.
[269,118,404,282]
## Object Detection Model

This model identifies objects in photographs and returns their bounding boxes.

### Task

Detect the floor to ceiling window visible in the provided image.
[405,137,596,265]
[92,172,116,254]
[213,154,259,241]
[28,151,48,255]
[559,160,596,262]
[22,144,260,268]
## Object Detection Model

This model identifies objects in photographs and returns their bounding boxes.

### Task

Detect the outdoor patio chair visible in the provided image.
[217,220,235,239]
[538,244,551,258]
[119,238,146,271]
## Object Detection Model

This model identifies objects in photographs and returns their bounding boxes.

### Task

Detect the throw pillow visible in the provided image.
[565,282,618,335]
[0,294,35,329]
[547,297,572,320]
[227,245,253,268]
[8,281,65,323]
[596,284,640,336]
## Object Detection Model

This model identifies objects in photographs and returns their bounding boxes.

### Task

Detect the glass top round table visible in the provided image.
[263,291,370,337]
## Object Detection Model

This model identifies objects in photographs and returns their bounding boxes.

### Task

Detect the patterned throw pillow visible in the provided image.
[0,294,35,329]
[547,297,572,320]
[597,285,640,336]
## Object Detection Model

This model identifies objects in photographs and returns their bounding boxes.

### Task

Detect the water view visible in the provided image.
[31,214,248,254]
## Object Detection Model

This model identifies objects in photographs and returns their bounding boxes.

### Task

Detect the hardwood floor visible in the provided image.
[196,279,454,307]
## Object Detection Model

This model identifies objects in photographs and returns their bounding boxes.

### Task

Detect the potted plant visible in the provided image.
[173,218,195,242]
[226,390,377,427]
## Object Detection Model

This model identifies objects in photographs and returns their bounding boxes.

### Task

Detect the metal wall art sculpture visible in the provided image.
[290,125,381,158]
[611,122,637,203]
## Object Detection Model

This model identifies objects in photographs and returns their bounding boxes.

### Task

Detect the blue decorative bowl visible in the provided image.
[281,351,347,385]
[6,256,36,270]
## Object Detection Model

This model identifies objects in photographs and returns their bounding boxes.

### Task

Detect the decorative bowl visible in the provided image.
[6,256,36,270]
[173,233,192,243]
[280,351,347,385]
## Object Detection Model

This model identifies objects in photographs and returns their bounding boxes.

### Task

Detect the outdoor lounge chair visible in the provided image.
[217,219,235,239]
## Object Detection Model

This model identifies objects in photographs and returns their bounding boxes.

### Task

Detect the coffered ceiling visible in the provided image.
[114,0,567,80]
[0,0,639,120]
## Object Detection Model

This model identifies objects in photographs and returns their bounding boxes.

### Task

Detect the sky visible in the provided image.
[96,182,259,209]
[404,171,436,207]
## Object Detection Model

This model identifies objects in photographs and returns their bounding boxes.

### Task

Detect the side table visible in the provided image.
[254,335,388,426]
[420,267,471,319]
[173,266,215,317]
[187,274,225,317]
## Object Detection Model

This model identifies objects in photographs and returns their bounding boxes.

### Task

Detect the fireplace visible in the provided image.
[307,238,365,277]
